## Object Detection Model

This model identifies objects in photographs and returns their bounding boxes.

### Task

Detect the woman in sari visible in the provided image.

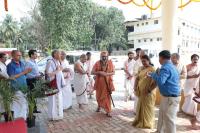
[132,55,157,129]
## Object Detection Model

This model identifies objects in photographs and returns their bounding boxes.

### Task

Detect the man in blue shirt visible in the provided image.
[7,50,32,119]
[26,49,42,113]
[7,50,32,90]
[148,50,180,133]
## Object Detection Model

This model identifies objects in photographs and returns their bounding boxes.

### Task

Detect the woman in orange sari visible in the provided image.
[132,55,157,128]
[92,51,115,117]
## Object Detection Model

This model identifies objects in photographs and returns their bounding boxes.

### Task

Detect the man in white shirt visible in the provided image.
[0,53,9,79]
[0,53,9,113]
[25,50,42,113]
[124,51,135,102]
[86,52,95,99]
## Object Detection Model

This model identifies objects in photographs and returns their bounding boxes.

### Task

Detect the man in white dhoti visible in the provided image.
[74,54,89,109]
[171,53,187,111]
[45,50,66,120]
[124,51,135,102]
[0,53,9,113]
[60,51,73,110]
[190,87,200,129]
[86,52,95,99]
[133,48,143,114]
[7,50,32,120]
[182,54,200,116]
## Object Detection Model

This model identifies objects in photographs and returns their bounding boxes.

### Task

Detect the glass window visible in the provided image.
[138,40,141,43]
[145,22,148,25]
[137,24,139,27]
[150,39,153,42]
[154,20,159,24]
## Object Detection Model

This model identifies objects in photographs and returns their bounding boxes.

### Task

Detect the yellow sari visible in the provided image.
[132,66,157,129]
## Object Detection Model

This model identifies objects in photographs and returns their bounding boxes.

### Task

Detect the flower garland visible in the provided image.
[111,0,200,11]
[143,0,161,10]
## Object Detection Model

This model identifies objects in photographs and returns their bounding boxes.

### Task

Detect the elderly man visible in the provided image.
[92,51,115,117]
[45,50,66,120]
[171,53,187,111]
[7,50,32,119]
[148,50,180,133]
[60,51,73,110]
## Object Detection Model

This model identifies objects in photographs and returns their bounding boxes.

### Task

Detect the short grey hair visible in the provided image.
[171,53,180,60]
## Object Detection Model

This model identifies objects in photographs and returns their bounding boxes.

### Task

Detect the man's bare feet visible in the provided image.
[189,117,200,130]
[96,107,100,112]
[106,113,112,117]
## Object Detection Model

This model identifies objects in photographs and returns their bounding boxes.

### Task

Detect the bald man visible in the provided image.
[92,51,115,117]
[74,54,89,109]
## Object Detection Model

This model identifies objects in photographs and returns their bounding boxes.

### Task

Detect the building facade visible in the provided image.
[125,15,200,59]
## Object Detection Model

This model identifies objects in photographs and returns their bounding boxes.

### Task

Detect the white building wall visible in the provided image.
[126,17,200,56]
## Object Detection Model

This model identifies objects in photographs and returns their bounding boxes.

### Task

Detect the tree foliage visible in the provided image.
[0,1,127,52]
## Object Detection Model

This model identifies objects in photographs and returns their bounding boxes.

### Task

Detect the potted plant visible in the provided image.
[0,80,16,121]
[25,80,46,128]
[0,80,27,133]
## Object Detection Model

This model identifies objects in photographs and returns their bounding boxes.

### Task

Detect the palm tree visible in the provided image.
[0,15,19,48]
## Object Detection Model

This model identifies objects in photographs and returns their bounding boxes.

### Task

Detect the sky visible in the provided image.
[0,0,199,23]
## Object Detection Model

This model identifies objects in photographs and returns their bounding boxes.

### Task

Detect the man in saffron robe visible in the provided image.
[92,51,115,117]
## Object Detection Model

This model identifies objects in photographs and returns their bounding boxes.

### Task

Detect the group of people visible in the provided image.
[1,48,200,132]
[0,49,116,121]
[123,48,200,132]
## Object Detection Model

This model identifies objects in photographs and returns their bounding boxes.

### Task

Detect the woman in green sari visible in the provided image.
[132,55,157,129]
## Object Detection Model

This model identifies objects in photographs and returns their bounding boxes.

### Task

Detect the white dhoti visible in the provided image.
[46,59,66,120]
[87,76,94,93]
[61,60,73,110]
[48,91,63,120]
[124,77,135,100]
[74,73,88,105]
[12,91,28,120]
[182,91,197,116]
[182,66,199,116]
[62,84,73,109]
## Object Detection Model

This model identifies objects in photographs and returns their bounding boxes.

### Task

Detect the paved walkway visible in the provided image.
[34,70,200,133]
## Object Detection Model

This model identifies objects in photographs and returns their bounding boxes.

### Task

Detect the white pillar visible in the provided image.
[161,0,179,52]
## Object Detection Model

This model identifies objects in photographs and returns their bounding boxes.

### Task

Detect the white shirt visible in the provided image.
[0,61,9,79]
[133,59,143,76]
[124,59,135,77]
[86,59,94,74]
